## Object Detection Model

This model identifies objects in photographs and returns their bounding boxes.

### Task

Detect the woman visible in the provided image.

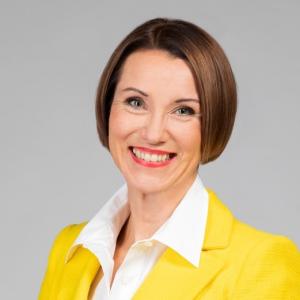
[38,17,300,299]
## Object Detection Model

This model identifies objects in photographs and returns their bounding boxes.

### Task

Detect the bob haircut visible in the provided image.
[95,17,237,164]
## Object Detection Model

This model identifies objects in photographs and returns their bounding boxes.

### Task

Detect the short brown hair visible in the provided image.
[95,17,237,164]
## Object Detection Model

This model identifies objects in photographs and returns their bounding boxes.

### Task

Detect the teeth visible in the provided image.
[132,147,172,162]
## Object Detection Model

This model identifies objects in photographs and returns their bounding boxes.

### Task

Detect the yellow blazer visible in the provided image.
[38,189,300,299]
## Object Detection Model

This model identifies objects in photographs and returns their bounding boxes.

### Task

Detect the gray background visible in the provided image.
[1,0,299,299]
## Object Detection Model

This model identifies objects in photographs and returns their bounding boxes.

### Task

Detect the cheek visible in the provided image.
[109,109,124,147]
[172,121,201,152]
[108,107,136,145]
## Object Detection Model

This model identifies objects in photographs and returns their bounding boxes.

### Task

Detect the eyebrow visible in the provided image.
[121,87,200,103]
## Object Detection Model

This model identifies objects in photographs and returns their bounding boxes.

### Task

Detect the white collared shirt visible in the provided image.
[66,174,209,300]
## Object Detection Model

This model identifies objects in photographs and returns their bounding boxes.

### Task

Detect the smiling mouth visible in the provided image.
[128,146,177,162]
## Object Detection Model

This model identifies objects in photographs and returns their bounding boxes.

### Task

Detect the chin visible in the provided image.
[126,174,172,194]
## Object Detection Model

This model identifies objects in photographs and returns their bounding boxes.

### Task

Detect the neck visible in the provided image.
[121,172,198,247]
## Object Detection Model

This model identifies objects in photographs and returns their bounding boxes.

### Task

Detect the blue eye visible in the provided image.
[175,106,195,115]
[125,97,144,109]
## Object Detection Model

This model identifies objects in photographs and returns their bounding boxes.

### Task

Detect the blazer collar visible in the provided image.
[202,188,233,250]
[58,188,234,300]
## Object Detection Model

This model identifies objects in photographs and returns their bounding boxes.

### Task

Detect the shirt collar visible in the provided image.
[65,183,130,263]
[65,174,209,268]
[151,175,209,267]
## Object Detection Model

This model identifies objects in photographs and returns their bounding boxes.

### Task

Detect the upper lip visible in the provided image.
[130,146,176,155]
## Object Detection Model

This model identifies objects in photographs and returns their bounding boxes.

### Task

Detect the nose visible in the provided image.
[140,111,168,144]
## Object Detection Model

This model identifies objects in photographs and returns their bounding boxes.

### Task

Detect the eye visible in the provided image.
[124,97,144,109]
[175,106,195,116]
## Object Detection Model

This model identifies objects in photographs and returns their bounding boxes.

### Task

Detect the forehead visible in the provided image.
[116,49,198,97]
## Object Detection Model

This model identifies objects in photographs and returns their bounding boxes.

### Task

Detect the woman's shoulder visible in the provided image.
[229,217,300,281]
[38,222,88,299]
[232,216,299,254]
[51,222,87,250]
[46,222,87,266]
[206,187,300,256]
[227,219,300,298]
[207,188,299,255]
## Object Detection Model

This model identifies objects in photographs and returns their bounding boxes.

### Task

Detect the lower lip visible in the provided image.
[129,148,176,168]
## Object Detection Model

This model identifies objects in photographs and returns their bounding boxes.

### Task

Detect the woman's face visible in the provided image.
[108,49,201,194]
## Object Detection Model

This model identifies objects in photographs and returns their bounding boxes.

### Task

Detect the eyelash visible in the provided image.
[124,97,196,116]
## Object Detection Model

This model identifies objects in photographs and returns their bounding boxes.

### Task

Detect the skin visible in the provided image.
[108,49,202,284]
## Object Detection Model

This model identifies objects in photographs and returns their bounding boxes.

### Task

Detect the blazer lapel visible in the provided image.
[132,188,234,299]
[58,246,100,300]
[132,246,224,299]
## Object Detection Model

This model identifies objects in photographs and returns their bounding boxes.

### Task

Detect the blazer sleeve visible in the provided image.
[231,235,300,299]
[38,224,82,300]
